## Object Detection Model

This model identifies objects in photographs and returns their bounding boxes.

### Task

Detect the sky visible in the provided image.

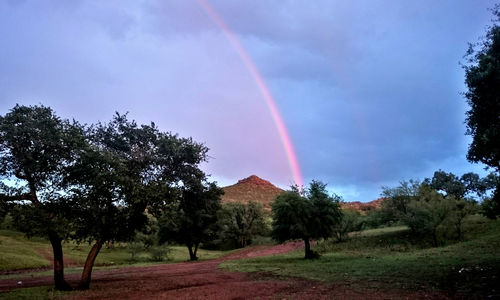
[0,0,497,202]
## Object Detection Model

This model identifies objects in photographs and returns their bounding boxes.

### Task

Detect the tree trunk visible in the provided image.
[187,244,198,261]
[303,238,313,259]
[193,242,199,259]
[27,181,71,290]
[432,229,438,247]
[48,233,72,291]
[77,238,104,290]
[106,240,114,249]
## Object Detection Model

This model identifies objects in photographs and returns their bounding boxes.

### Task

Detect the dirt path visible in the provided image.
[0,242,450,299]
[35,248,79,268]
[0,248,79,276]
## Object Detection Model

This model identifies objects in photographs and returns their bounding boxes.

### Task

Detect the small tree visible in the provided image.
[158,180,223,261]
[217,201,268,248]
[380,180,421,225]
[404,185,454,246]
[449,198,476,241]
[333,209,362,242]
[271,181,342,259]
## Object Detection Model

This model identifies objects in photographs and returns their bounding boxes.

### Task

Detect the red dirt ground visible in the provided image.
[0,242,450,299]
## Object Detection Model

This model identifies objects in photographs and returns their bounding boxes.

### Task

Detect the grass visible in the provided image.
[0,230,51,270]
[0,286,69,300]
[0,229,230,278]
[220,217,500,298]
[0,229,234,299]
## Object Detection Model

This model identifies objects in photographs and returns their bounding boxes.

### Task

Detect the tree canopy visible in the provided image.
[463,5,500,216]
[0,104,84,290]
[158,179,223,261]
[271,181,342,259]
[216,201,268,248]
[0,105,212,290]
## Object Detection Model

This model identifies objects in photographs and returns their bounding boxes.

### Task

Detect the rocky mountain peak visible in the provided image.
[237,175,275,186]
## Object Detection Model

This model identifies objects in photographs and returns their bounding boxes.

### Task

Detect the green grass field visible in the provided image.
[0,286,69,300]
[0,229,229,275]
[220,217,500,298]
[2,217,500,298]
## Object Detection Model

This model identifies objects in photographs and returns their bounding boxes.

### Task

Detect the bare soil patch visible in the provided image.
[0,242,450,299]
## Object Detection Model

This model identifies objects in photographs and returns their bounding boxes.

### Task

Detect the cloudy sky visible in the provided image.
[0,0,496,201]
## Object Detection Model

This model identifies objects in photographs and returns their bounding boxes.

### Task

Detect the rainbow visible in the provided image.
[198,0,304,187]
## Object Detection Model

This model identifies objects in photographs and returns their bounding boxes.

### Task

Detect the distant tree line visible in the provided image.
[357,170,499,246]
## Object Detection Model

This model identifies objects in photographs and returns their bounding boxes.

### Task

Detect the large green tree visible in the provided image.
[67,113,209,289]
[217,201,268,248]
[463,5,500,215]
[271,181,342,259]
[0,104,84,290]
[158,179,223,261]
[425,170,497,200]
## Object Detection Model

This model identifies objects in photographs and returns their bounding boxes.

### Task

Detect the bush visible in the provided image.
[127,241,145,261]
[149,245,171,261]
[333,209,363,242]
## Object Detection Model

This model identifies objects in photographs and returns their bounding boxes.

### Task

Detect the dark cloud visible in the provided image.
[0,0,496,201]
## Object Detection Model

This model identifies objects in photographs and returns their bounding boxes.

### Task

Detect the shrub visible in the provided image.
[127,242,145,261]
[149,245,171,262]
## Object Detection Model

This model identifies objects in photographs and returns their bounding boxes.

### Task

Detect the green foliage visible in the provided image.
[67,113,209,245]
[404,186,453,245]
[126,241,145,261]
[382,180,480,245]
[362,208,397,229]
[148,245,172,262]
[381,179,421,222]
[332,209,363,242]
[425,170,498,200]
[271,180,342,259]
[463,5,500,217]
[215,201,268,249]
[463,5,500,170]
[157,180,223,260]
[0,104,83,239]
[481,196,500,219]
[0,105,212,289]
[0,104,85,290]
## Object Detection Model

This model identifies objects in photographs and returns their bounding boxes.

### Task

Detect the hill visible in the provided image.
[221,175,385,213]
[340,198,385,213]
[221,175,284,211]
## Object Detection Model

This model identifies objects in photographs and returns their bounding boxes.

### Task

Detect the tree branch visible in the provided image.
[0,193,35,202]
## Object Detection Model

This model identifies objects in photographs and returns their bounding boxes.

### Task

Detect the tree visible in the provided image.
[380,179,421,226]
[428,171,466,199]
[383,180,477,245]
[404,185,454,246]
[0,104,84,290]
[158,180,223,261]
[66,113,209,289]
[332,209,362,242]
[449,198,476,241]
[271,181,342,259]
[480,172,500,218]
[217,201,268,248]
[463,5,500,215]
